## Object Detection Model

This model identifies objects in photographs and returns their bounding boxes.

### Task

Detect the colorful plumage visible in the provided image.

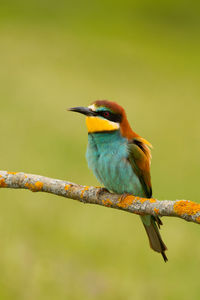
[69,100,168,262]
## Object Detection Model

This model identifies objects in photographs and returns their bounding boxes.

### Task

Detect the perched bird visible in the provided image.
[69,100,168,262]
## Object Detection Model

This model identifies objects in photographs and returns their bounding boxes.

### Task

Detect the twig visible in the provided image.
[0,170,200,224]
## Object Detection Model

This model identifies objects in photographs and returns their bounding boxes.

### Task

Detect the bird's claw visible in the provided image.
[119,193,132,201]
[96,187,109,198]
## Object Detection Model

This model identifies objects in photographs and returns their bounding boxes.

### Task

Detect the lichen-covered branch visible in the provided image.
[0,170,200,224]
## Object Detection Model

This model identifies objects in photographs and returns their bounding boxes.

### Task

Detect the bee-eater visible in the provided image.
[69,100,168,262]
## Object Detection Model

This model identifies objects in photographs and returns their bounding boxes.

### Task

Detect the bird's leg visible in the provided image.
[96,187,110,198]
[119,193,132,202]
[153,216,163,228]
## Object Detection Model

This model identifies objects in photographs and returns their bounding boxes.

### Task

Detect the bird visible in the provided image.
[68,100,168,262]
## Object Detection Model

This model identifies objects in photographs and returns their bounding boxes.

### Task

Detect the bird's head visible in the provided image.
[69,99,152,160]
[69,100,138,139]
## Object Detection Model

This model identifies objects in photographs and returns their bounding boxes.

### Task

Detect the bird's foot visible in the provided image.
[153,215,163,229]
[119,193,132,202]
[96,187,110,198]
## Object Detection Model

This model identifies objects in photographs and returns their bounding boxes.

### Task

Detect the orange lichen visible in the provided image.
[135,196,155,204]
[134,196,156,204]
[139,198,147,203]
[195,216,200,224]
[81,186,89,198]
[34,181,43,190]
[117,195,156,208]
[65,184,70,191]
[7,172,17,175]
[25,183,35,191]
[25,181,43,192]
[138,197,149,203]
[0,178,7,187]
[118,195,134,208]
[102,199,113,207]
[154,208,159,214]
[149,198,156,203]
[174,200,200,216]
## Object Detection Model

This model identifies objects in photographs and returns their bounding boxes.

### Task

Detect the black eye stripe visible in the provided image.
[97,111,122,123]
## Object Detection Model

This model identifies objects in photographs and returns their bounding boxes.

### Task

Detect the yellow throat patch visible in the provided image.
[86,116,119,133]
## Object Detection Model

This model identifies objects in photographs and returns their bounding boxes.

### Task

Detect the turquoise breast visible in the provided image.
[86,130,146,197]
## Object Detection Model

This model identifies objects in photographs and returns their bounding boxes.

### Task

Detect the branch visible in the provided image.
[0,170,200,224]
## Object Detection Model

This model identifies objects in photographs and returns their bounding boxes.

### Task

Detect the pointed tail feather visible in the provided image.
[140,215,168,262]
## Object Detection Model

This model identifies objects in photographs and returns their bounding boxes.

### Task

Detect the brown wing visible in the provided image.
[128,137,152,198]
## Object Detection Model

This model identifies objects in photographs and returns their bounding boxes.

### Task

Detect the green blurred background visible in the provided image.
[0,0,200,299]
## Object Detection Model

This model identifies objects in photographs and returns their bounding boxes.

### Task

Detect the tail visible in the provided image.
[140,215,168,262]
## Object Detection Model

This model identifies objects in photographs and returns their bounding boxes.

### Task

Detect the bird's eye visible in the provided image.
[102,111,110,118]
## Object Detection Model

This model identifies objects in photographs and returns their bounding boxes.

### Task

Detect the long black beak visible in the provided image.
[68,106,96,116]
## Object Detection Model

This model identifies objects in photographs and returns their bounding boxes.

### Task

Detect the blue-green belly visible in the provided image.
[86,131,146,197]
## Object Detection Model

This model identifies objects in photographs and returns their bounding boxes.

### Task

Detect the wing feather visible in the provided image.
[128,137,152,198]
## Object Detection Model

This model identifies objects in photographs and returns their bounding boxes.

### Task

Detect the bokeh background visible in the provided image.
[0,0,200,299]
